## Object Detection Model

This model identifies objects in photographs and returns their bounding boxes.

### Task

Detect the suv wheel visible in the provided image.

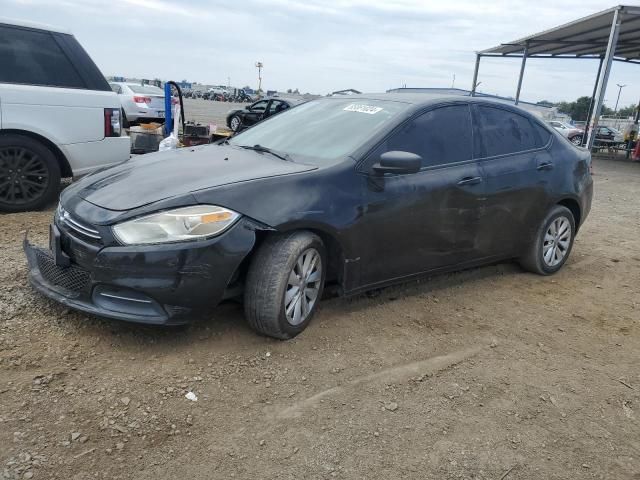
[0,134,60,213]
[519,205,576,275]
[244,231,326,339]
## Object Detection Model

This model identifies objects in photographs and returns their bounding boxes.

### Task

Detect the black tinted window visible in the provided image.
[476,106,537,157]
[378,105,473,167]
[0,26,84,88]
[534,123,552,147]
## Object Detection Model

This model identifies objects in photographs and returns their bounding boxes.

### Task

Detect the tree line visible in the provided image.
[536,96,637,121]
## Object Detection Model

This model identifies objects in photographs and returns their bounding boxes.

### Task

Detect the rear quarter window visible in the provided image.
[533,123,552,147]
[0,25,85,88]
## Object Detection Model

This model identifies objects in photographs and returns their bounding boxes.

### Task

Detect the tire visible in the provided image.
[519,205,576,275]
[0,134,61,213]
[570,135,583,146]
[230,115,242,132]
[244,231,326,339]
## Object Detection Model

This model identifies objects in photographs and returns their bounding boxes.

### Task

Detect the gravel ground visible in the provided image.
[1,157,639,480]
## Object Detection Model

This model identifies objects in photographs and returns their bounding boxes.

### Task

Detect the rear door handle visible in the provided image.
[537,162,554,171]
[457,176,482,186]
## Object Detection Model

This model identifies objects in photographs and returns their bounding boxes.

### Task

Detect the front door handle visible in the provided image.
[537,161,554,171]
[457,176,482,186]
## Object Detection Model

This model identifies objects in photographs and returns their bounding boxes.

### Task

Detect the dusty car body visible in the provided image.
[25,94,593,339]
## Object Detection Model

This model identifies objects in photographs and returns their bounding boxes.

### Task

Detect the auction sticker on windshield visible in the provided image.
[343,104,383,114]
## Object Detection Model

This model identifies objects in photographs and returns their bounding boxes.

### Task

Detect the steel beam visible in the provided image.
[586,8,622,149]
[470,53,481,96]
[515,43,528,104]
[583,56,604,146]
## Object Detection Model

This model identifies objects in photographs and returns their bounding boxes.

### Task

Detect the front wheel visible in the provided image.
[519,205,576,275]
[229,115,242,132]
[244,231,326,339]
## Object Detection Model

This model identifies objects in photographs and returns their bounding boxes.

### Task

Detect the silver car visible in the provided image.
[109,82,171,125]
[549,120,584,145]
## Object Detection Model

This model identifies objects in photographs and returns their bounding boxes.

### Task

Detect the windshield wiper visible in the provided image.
[238,144,291,162]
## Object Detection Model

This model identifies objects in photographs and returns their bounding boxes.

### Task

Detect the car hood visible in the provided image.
[70,144,317,211]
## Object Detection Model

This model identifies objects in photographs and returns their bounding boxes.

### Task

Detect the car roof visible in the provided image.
[0,17,71,34]
[321,92,544,116]
[259,97,305,105]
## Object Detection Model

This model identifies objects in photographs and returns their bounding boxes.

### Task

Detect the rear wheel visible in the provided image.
[244,231,326,339]
[519,205,575,275]
[570,135,583,146]
[0,134,60,213]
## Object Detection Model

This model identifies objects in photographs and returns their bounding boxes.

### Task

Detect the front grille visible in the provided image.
[34,248,91,294]
[56,205,102,243]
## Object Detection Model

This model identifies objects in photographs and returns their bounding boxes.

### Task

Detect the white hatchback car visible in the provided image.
[109,82,171,125]
[0,18,130,212]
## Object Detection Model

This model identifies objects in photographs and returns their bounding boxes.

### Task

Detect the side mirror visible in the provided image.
[372,151,422,175]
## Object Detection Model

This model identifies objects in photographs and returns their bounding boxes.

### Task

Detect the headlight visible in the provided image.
[112,205,240,245]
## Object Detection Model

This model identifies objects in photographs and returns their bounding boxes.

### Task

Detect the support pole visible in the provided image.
[515,43,528,105]
[582,56,604,146]
[470,53,481,96]
[586,8,622,150]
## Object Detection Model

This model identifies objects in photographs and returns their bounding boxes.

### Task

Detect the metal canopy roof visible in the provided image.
[481,5,640,63]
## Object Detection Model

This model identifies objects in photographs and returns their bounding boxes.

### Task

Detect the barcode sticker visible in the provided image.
[343,104,383,114]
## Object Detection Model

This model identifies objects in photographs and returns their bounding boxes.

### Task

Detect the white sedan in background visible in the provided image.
[109,82,174,125]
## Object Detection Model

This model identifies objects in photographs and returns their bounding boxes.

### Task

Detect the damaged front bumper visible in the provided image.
[24,219,257,325]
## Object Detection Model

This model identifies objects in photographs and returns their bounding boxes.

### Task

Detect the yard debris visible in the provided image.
[618,379,634,390]
[383,402,399,412]
[499,465,516,479]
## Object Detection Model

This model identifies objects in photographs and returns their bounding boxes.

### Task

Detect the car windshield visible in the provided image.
[229,98,408,164]
[128,84,164,95]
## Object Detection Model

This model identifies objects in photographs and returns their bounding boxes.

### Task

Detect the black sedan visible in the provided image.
[24,94,593,339]
[226,97,303,132]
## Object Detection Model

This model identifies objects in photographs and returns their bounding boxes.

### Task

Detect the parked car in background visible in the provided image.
[549,120,584,145]
[226,97,303,131]
[594,125,624,145]
[557,124,625,147]
[0,18,129,212]
[109,82,175,126]
[25,95,592,339]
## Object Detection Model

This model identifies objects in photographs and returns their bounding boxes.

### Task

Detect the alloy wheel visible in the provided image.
[230,116,241,131]
[284,248,322,326]
[542,216,572,267]
[0,147,50,206]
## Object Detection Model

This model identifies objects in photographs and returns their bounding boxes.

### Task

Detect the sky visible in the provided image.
[3,0,640,108]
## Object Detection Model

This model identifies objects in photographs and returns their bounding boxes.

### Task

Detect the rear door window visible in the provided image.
[373,104,473,168]
[0,25,85,88]
[268,100,288,115]
[475,105,538,157]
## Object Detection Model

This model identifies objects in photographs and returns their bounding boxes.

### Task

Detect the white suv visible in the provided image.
[0,18,130,212]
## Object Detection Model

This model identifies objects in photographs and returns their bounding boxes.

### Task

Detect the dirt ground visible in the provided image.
[181,98,255,127]
[1,157,639,480]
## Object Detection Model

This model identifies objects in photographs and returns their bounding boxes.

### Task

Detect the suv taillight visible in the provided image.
[104,108,121,137]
